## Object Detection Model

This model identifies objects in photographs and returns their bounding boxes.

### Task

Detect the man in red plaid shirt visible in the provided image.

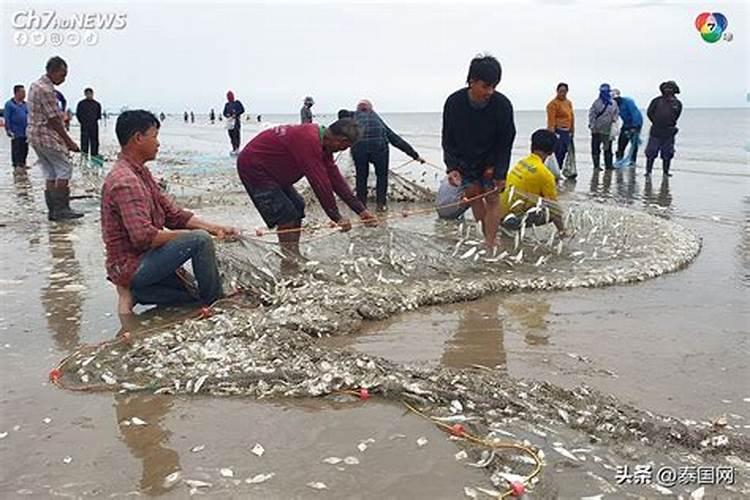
[101,110,238,314]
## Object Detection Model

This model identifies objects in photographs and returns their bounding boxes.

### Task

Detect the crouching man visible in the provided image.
[500,129,566,234]
[101,110,238,314]
[237,118,377,271]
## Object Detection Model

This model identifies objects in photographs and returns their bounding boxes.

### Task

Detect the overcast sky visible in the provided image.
[1,0,747,113]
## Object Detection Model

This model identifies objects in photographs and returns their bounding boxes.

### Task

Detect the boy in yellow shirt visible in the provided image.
[500,129,565,233]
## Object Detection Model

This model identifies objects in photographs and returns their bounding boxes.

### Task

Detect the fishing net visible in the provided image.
[50,199,750,496]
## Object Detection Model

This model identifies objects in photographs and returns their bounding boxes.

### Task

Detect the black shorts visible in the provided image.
[243,183,306,228]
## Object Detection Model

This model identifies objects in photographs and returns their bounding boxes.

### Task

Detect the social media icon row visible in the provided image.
[14,31,99,46]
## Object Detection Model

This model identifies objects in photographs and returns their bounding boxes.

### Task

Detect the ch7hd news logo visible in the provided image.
[695,12,733,43]
[11,9,127,47]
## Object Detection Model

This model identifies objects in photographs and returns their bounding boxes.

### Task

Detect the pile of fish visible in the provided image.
[215,202,702,313]
[53,202,749,496]
[58,306,748,496]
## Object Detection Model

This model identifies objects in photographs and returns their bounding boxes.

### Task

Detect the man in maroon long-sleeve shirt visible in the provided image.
[237,118,376,265]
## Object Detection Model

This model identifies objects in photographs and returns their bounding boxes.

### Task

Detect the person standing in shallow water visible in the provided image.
[644,81,682,177]
[76,87,102,159]
[441,54,516,249]
[27,56,82,221]
[209,109,215,124]
[4,84,29,173]
[223,90,245,155]
[101,110,238,315]
[588,83,619,171]
[546,82,575,170]
[350,99,425,212]
[612,89,643,166]
[300,96,314,124]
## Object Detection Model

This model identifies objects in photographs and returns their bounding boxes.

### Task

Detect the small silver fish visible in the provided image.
[459,247,477,260]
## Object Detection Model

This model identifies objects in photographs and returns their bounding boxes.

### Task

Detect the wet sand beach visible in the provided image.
[1,110,748,498]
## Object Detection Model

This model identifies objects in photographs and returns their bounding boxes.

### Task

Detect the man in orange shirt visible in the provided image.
[546,82,574,169]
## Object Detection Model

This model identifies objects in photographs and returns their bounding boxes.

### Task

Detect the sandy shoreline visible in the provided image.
[1,115,748,498]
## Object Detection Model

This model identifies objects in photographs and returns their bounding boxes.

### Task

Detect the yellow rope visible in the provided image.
[402,400,543,498]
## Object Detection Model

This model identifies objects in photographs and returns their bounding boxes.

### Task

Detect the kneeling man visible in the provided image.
[102,110,238,314]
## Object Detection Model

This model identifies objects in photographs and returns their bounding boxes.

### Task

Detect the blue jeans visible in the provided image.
[352,146,389,206]
[553,129,571,168]
[130,230,223,306]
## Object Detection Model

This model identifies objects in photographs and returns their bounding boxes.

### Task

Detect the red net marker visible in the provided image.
[510,482,525,497]
[199,307,213,319]
[121,331,132,343]
[255,228,265,237]
[401,210,409,218]
[358,388,370,400]
[49,368,62,383]
[450,423,465,437]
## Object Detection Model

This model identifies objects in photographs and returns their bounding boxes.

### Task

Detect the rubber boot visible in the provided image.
[592,153,601,171]
[54,186,84,220]
[645,158,655,177]
[44,190,58,221]
[662,159,672,177]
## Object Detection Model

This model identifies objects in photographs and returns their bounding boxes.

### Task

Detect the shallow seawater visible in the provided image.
[1,111,748,498]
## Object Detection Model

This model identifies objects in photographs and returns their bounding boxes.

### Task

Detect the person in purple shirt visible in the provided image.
[4,84,29,172]
[237,118,377,271]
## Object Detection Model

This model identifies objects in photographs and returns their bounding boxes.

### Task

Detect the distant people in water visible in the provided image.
[350,99,424,212]
[546,82,574,169]
[441,53,516,249]
[500,129,565,234]
[5,84,29,173]
[183,111,188,123]
[300,96,314,124]
[256,114,262,122]
[611,89,643,167]
[76,87,102,159]
[223,90,245,155]
[189,111,194,124]
[645,81,682,177]
[209,109,215,124]
[587,83,619,170]
[159,112,166,122]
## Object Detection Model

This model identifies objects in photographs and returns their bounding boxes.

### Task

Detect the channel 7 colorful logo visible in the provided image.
[694,12,732,43]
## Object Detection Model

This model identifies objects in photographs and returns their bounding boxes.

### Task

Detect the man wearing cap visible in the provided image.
[350,99,425,212]
[611,89,643,166]
[644,81,682,177]
[300,96,315,124]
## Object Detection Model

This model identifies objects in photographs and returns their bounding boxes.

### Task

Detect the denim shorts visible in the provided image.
[461,171,496,190]
[244,184,306,228]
